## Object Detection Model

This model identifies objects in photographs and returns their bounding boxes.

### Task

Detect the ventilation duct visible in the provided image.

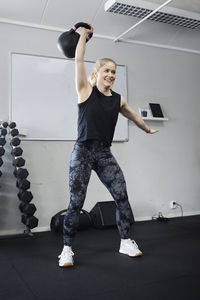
[104,0,200,29]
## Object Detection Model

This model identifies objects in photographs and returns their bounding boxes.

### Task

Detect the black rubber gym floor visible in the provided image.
[0,215,200,300]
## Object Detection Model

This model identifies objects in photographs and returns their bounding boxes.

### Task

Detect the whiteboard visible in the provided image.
[11,53,128,142]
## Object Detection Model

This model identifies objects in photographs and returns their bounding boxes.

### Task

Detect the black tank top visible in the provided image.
[77,85,121,146]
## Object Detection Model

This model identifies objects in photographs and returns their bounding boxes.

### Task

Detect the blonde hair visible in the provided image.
[88,58,117,87]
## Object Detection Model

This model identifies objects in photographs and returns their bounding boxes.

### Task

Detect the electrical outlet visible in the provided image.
[170,201,177,209]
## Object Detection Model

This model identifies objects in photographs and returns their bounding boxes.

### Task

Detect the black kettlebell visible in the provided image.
[57,22,93,58]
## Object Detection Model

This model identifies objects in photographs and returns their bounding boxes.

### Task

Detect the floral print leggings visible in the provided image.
[63,140,133,246]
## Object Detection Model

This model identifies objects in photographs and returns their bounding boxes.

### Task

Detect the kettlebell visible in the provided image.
[57,22,93,58]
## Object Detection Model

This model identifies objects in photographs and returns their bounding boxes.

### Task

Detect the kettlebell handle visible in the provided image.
[72,22,93,41]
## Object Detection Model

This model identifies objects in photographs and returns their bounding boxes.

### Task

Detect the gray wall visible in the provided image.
[0,23,200,235]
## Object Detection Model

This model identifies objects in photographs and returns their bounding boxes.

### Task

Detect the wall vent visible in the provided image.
[104,0,200,29]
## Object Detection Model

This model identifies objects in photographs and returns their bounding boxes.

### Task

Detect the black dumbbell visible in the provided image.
[9,122,16,129]
[0,147,5,156]
[14,168,29,179]
[16,178,31,190]
[0,128,7,136]
[18,190,33,203]
[0,157,3,167]
[19,203,36,216]
[0,138,6,146]
[2,122,8,128]
[10,137,21,147]
[11,147,23,157]
[11,128,19,137]
[0,170,2,177]
[21,215,38,229]
[13,157,25,167]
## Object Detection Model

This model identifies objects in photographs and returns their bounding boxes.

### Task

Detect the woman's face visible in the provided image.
[95,62,116,88]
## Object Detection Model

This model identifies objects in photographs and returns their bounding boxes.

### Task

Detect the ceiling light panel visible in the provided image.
[104,0,200,29]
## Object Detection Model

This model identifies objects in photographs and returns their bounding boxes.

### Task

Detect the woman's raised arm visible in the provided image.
[75,26,93,99]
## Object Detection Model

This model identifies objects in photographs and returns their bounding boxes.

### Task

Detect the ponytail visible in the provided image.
[88,71,97,87]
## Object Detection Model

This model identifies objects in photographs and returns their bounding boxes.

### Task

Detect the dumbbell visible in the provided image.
[0,170,2,177]
[13,157,25,167]
[11,147,23,157]
[10,128,19,137]
[9,122,16,129]
[16,178,31,190]
[0,157,3,167]
[0,138,6,146]
[19,202,36,216]
[10,137,21,147]
[18,190,33,203]
[21,215,38,229]
[13,167,29,179]
[0,132,7,160]
[0,147,5,156]
[2,121,8,128]
[0,128,7,136]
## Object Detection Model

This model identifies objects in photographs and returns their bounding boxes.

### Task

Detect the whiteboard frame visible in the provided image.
[10,52,129,142]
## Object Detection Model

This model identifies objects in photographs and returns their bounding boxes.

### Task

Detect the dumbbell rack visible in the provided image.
[0,124,7,179]
[0,121,39,236]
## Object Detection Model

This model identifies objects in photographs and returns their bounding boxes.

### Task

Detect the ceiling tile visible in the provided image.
[42,0,103,28]
[0,0,48,23]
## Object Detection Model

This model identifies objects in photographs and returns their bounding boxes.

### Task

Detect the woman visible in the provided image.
[58,25,159,267]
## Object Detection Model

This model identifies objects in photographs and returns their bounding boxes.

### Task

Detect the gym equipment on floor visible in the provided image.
[16,178,31,190]
[21,215,38,229]
[18,190,33,203]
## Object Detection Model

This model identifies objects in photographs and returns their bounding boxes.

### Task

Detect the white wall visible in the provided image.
[0,23,200,235]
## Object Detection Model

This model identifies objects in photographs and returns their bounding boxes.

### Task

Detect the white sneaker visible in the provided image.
[58,246,74,267]
[119,239,143,257]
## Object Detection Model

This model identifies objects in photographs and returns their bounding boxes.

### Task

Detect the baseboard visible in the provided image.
[0,226,50,237]
[135,210,200,222]
[32,226,50,233]
[0,229,25,237]
[0,211,200,236]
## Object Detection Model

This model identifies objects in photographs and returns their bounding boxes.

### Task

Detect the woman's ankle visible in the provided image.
[64,245,72,250]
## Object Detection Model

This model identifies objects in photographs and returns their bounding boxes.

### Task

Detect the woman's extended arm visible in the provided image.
[75,26,93,101]
[120,96,159,134]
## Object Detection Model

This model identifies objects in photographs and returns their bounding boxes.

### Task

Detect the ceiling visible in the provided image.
[0,0,200,51]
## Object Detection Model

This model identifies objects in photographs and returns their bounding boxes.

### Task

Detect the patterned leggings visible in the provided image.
[63,140,133,246]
